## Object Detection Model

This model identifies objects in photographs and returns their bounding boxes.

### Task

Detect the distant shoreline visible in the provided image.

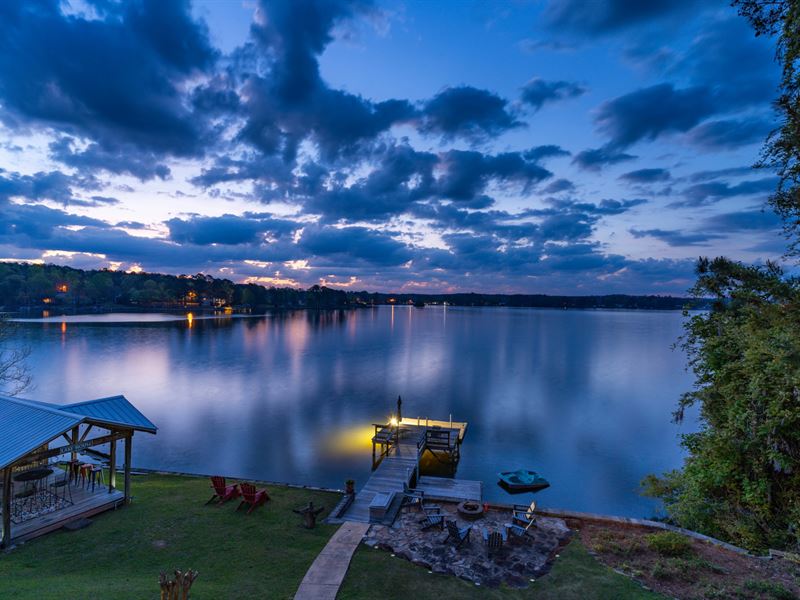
[0,260,708,313]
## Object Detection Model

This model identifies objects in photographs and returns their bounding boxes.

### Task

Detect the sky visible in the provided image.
[0,0,786,294]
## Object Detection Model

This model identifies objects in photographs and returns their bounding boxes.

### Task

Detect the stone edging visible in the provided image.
[482,502,758,558]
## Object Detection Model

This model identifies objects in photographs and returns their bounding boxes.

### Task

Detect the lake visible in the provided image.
[14,306,697,518]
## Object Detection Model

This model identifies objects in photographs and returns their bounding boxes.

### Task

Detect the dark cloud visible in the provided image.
[0,198,109,240]
[677,17,777,109]
[572,145,636,171]
[190,154,294,188]
[0,1,216,156]
[523,145,570,161]
[687,117,774,150]
[542,178,575,194]
[687,166,757,183]
[418,86,521,141]
[49,137,172,181]
[166,213,299,246]
[237,0,414,162]
[619,168,671,183]
[675,177,779,207]
[703,209,781,232]
[630,228,725,247]
[302,144,436,221]
[435,150,551,201]
[298,225,412,266]
[0,169,100,206]
[595,83,717,148]
[520,79,585,111]
[544,0,699,35]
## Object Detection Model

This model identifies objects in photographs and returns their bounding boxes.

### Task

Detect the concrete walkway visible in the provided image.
[294,521,370,600]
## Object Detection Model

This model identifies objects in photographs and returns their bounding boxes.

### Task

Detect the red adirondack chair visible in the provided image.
[206,476,240,506]
[237,482,270,515]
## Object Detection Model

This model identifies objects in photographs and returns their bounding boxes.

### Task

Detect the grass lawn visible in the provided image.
[0,474,339,599]
[1,473,665,599]
[338,537,665,600]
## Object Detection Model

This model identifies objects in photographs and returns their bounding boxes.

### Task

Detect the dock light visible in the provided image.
[389,416,398,427]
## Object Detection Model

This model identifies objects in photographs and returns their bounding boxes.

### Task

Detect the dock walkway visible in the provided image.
[341,421,482,524]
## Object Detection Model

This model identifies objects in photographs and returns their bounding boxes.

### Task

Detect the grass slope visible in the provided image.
[1,474,665,599]
[339,536,664,600]
[0,474,338,599]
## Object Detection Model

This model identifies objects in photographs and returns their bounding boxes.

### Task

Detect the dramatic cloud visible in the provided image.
[419,86,521,141]
[0,1,216,156]
[520,79,586,111]
[0,0,783,293]
[630,228,725,247]
[572,146,636,171]
[0,169,100,206]
[687,117,774,150]
[544,0,699,35]
[619,168,671,184]
[703,209,781,232]
[675,177,779,207]
[166,213,298,245]
[595,84,717,148]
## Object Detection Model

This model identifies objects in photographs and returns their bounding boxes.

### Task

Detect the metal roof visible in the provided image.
[0,395,83,471]
[0,394,157,470]
[60,395,157,434]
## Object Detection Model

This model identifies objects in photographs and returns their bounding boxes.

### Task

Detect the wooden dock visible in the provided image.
[340,419,482,524]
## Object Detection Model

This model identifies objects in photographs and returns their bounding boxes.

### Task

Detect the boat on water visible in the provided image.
[497,469,550,492]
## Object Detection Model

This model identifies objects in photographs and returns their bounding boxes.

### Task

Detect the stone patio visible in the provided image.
[362,503,571,588]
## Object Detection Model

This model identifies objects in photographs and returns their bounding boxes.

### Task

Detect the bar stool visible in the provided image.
[79,463,93,489]
[88,465,104,491]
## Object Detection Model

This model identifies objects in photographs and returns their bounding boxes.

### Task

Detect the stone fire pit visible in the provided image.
[363,502,571,588]
[456,500,484,520]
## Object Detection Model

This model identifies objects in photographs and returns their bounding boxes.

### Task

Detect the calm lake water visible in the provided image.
[16,306,697,518]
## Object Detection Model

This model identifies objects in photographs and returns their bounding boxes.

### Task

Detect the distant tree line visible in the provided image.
[0,261,699,312]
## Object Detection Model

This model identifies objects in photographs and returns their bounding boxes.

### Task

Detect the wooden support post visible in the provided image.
[70,426,79,462]
[2,468,11,549]
[124,432,132,503]
[108,436,117,493]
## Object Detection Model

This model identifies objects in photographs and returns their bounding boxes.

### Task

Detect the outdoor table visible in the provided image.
[12,467,54,516]
[13,467,54,485]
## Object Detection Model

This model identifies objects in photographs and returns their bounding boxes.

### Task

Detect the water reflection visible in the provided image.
[18,307,697,517]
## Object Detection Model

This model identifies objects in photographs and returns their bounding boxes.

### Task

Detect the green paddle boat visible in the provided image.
[498,470,550,492]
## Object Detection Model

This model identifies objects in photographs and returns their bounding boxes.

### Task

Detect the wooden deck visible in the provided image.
[2,479,124,545]
[341,421,481,524]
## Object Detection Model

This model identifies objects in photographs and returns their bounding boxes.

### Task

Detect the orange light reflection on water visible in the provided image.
[186,312,194,328]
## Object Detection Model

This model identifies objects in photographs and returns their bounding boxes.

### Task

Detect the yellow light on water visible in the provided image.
[323,425,376,457]
[187,312,194,327]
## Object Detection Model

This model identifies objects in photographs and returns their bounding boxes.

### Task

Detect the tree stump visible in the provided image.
[293,501,325,529]
[159,568,199,600]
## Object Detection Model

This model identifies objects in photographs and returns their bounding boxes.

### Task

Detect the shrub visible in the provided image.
[646,531,694,557]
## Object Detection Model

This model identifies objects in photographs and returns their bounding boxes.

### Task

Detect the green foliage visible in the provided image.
[742,579,796,600]
[733,1,800,254]
[645,532,694,558]
[644,257,800,552]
